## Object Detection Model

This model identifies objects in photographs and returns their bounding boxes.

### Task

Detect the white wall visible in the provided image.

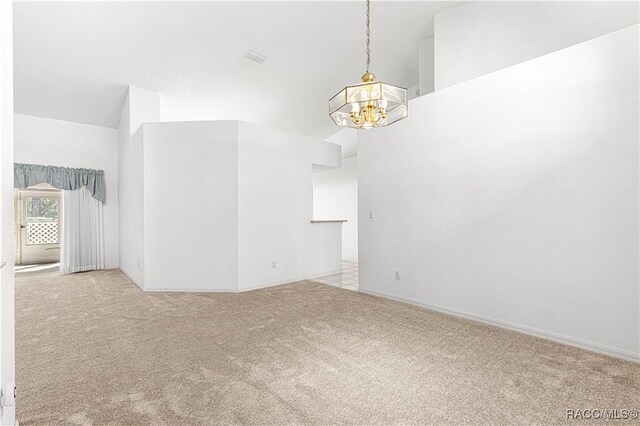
[237,121,342,290]
[358,26,639,360]
[419,36,434,96]
[142,121,239,291]
[434,1,639,90]
[117,86,162,288]
[122,105,342,292]
[327,128,357,160]
[14,114,119,269]
[313,156,358,262]
[0,0,16,422]
[129,86,159,137]
[117,91,144,286]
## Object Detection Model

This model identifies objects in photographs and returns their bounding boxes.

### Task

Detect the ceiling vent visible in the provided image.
[245,50,267,64]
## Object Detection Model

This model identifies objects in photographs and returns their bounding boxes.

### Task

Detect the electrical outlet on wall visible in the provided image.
[394,271,401,280]
[271,261,277,269]
[369,209,375,219]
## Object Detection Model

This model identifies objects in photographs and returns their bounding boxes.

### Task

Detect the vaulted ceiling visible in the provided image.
[14,1,460,139]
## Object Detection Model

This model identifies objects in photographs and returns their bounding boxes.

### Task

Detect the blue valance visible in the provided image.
[14,163,106,202]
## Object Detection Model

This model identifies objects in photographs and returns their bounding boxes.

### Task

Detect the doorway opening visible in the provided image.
[311,156,358,289]
[14,184,62,268]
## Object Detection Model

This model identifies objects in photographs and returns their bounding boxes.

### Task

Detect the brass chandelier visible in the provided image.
[329,0,408,129]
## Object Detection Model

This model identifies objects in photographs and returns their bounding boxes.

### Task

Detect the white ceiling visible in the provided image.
[13,1,461,139]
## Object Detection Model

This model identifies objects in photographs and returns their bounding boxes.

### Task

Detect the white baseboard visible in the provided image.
[120,268,237,292]
[238,268,343,292]
[120,268,342,293]
[359,287,639,364]
[142,286,238,293]
[118,268,144,291]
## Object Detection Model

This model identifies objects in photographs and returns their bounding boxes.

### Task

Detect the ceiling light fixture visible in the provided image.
[329,0,408,129]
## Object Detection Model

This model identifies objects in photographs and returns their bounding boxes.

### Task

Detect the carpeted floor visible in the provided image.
[16,269,640,425]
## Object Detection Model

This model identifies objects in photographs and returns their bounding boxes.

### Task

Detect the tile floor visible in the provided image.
[15,262,60,274]
[313,261,358,291]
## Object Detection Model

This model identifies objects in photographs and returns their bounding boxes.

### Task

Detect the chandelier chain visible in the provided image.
[366,0,371,73]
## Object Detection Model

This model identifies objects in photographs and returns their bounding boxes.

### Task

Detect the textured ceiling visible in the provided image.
[14,1,461,139]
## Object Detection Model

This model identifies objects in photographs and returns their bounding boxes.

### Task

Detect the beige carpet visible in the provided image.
[16,269,640,425]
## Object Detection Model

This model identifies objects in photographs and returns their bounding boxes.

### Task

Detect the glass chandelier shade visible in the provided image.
[329,73,408,129]
[328,0,408,129]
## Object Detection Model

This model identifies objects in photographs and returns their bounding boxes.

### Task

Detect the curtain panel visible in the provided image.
[60,186,105,274]
[14,163,106,202]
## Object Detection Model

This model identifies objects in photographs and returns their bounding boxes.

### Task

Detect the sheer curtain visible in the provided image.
[60,186,105,273]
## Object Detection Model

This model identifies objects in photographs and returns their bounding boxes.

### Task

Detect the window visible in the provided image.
[25,196,59,245]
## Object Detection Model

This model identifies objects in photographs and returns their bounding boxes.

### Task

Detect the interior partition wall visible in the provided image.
[358,26,640,361]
